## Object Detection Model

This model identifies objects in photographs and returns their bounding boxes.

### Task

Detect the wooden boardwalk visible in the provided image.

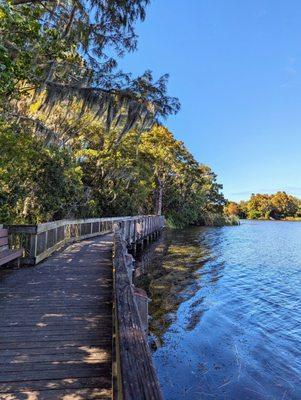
[0,234,113,400]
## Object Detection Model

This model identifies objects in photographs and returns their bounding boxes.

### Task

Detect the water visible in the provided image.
[134,221,301,400]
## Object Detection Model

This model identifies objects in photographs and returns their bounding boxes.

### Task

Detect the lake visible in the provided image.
[134,220,301,400]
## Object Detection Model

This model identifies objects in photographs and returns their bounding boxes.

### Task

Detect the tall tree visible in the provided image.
[1,1,180,141]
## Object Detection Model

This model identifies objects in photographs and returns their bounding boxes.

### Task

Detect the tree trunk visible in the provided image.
[155,176,163,215]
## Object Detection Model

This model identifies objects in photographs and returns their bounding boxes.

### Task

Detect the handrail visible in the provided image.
[112,220,164,400]
[6,215,164,265]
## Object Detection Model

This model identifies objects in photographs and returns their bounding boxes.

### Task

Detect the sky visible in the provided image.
[118,0,301,201]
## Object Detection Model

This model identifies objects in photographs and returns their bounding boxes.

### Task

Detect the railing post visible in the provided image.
[134,219,137,243]
[29,231,38,264]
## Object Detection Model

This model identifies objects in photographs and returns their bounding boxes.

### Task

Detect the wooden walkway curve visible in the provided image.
[0,234,114,400]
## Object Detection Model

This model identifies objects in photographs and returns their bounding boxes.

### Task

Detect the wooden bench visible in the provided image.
[0,228,23,267]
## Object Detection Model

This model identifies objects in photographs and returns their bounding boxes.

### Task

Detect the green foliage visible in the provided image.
[74,124,227,226]
[0,119,83,223]
[0,3,68,103]
[200,212,239,227]
[0,1,179,136]
[0,3,38,99]
[0,2,228,227]
[232,192,301,220]
[0,120,227,226]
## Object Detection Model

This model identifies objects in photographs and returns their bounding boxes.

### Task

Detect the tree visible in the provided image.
[1,1,180,141]
[237,201,248,219]
[225,202,239,216]
[0,119,83,223]
[246,193,273,219]
[270,191,298,219]
[237,191,300,220]
[0,2,229,227]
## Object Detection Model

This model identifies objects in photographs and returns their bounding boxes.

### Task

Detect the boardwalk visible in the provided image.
[0,234,113,400]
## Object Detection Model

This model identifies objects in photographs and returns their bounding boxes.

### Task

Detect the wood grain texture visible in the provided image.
[0,228,8,238]
[0,234,113,399]
[0,236,8,247]
[113,231,163,400]
[0,228,23,267]
[0,249,23,266]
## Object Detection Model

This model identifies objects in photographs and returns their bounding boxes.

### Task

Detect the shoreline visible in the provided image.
[240,217,301,222]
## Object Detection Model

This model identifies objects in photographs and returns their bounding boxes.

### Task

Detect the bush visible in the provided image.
[0,120,84,223]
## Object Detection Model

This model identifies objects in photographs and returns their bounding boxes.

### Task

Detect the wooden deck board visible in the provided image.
[0,235,113,399]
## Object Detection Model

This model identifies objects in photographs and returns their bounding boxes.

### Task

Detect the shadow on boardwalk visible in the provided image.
[0,234,113,399]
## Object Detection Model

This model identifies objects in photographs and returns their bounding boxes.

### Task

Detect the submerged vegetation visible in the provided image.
[0,1,228,226]
[134,228,210,343]
[225,192,301,220]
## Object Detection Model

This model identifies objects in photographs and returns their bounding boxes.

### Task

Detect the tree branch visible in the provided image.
[4,112,62,145]
[12,0,55,5]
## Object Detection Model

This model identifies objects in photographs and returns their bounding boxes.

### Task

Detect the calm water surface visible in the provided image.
[134,221,301,400]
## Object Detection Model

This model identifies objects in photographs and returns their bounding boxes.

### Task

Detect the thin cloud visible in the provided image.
[229,186,301,200]
[281,57,299,88]
[285,57,297,76]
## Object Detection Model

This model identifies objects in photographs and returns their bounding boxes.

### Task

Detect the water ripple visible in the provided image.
[135,221,301,400]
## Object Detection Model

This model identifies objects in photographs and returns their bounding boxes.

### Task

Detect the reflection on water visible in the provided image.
[134,227,222,343]
[134,221,301,400]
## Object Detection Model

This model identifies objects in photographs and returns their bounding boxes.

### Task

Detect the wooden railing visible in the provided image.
[6,214,165,398]
[6,215,164,265]
[112,220,164,400]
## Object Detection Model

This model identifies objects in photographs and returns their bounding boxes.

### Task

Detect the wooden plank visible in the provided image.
[0,298,111,306]
[6,225,37,234]
[0,349,110,364]
[0,249,23,266]
[0,377,111,393]
[0,345,111,358]
[0,310,111,321]
[0,233,8,252]
[0,319,111,330]
[0,332,111,342]
[0,235,113,397]
[0,244,8,253]
[0,367,109,383]
[0,236,8,247]
[0,360,110,373]
[0,340,110,351]
[0,228,8,238]
[0,388,111,400]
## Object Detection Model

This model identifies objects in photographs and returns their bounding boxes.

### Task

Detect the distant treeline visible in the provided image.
[225,192,301,220]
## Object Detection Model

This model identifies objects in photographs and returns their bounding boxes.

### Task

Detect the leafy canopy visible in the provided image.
[1,0,180,138]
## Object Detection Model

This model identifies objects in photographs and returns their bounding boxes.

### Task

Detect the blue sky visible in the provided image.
[119,0,301,201]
